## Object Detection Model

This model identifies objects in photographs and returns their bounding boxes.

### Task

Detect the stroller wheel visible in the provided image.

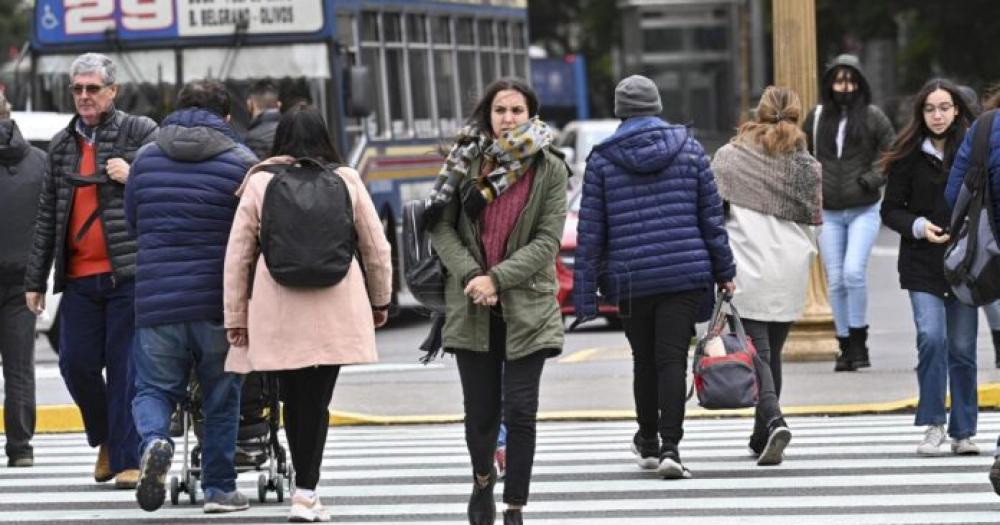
[170,476,180,505]
[186,473,197,505]
[275,474,285,502]
[257,474,268,503]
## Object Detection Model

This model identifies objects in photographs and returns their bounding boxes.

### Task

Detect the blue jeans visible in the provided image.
[908,292,978,439]
[59,274,139,472]
[983,300,1000,330]
[819,203,881,337]
[132,321,241,493]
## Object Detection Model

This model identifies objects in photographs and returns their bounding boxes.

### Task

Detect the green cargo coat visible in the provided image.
[430,148,569,360]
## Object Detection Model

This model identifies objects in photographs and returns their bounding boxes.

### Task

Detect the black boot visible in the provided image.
[468,469,496,525]
[833,336,856,372]
[849,326,870,369]
[504,509,523,525]
[992,330,1000,368]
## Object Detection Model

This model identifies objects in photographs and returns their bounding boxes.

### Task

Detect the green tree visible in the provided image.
[0,0,30,65]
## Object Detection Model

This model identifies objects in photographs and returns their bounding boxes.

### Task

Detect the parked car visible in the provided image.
[12,111,73,351]
[556,187,621,328]
[554,119,620,189]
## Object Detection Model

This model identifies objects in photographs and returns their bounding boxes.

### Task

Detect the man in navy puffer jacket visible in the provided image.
[124,80,256,513]
[573,75,735,479]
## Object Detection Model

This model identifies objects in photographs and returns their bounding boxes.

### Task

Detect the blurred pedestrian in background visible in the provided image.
[0,92,46,468]
[712,85,822,465]
[575,75,735,479]
[881,78,978,457]
[224,106,392,522]
[428,77,567,525]
[803,54,895,371]
[24,52,157,488]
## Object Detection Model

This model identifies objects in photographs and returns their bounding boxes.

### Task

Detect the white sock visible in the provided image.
[296,488,316,500]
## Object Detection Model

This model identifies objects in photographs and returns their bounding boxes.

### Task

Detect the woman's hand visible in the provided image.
[465,275,498,306]
[373,308,389,328]
[226,328,248,347]
[924,221,951,244]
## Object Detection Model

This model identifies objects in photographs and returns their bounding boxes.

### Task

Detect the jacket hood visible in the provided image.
[157,108,240,162]
[0,120,30,165]
[593,116,689,174]
[820,54,872,107]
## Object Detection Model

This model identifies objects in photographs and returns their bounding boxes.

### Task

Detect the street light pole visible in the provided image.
[772,0,839,361]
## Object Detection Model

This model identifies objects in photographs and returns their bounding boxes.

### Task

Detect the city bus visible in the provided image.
[19,0,530,308]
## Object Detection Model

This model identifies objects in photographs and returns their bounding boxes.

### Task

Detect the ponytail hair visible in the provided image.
[733,85,807,156]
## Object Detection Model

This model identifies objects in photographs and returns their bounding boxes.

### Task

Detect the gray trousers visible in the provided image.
[0,284,35,457]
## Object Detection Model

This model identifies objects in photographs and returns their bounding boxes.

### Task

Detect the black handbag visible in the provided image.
[401,199,447,313]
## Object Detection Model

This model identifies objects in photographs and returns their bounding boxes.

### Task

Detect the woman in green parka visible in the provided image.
[428,77,568,525]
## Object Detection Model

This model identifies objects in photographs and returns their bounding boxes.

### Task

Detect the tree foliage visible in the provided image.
[0,0,30,64]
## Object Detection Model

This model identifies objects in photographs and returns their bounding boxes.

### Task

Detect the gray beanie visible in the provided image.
[614,75,662,118]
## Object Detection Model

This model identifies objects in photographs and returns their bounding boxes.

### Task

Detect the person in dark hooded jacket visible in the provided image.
[125,79,256,513]
[802,54,895,372]
[243,80,281,159]
[0,95,46,468]
[574,75,736,480]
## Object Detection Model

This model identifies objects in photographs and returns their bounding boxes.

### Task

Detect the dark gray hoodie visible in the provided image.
[0,120,47,285]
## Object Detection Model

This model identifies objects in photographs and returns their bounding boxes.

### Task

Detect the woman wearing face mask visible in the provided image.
[803,54,895,372]
[428,77,568,525]
[880,78,979,457]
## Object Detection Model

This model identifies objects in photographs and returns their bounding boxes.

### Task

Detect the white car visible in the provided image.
[554,119,620,188]
[12,111,73,350]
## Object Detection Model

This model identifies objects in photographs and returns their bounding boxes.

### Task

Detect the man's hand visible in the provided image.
[107,158,130,184]
[464,275,498,306]
[226,328,248,346]
[719,281,736,297]
[924,221,951,244]
[25,292,44,315]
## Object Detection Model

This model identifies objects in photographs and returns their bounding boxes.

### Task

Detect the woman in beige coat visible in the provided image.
[222,106,392,523]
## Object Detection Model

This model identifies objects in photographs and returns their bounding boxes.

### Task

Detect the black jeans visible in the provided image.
[278,365,341,490]
[0,284,35,458]
[740,319,792,440]
[454,314,546,506]
[620,289,703,448]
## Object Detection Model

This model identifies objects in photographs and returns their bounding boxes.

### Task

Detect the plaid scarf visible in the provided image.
[425,117,552,223]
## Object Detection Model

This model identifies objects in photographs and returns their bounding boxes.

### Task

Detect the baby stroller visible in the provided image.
[169,372,293,505]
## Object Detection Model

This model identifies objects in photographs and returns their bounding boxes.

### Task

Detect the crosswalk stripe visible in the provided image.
[1,414,998,523]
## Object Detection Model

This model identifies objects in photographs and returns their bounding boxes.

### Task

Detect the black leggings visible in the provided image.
[740,319,792,439]
[454,314,547,506]
[278,365,341,490]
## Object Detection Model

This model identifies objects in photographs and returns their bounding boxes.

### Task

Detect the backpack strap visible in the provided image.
[966,110,996,189]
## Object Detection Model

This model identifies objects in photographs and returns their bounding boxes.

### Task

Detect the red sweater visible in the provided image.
[66,139,112,278]
[480,167,535,270]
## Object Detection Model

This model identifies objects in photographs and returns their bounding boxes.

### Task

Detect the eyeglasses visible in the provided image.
[923,103,955,115]
[70,84,107,95]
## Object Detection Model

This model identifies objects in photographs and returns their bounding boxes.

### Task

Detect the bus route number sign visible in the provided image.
[35,0,325,46]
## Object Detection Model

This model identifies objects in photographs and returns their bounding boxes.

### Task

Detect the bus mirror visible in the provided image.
[345,66,373,118]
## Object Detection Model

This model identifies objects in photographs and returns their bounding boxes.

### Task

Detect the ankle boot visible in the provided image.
[992,330,1000,368]
[468,470,496,525]
[849,326,870,368]
[833,336,856,372]
[504,509,523,525]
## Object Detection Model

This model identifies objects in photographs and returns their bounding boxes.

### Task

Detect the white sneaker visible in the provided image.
[288,493,330,522]
[952,438,981,456]
[916,425,946,456]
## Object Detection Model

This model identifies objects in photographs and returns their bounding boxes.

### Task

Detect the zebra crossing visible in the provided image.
[1,413,1000,524]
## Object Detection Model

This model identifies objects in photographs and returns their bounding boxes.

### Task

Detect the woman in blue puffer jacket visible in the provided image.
[573,75,735,480]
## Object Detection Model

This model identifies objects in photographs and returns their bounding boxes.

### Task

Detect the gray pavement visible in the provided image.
[22,226,1000,417]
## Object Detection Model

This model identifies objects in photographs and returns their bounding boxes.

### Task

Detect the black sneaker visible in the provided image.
[656,447,692,479]
[757,425,791,466]
[990,456,1000,496]
[467,468,496,525]
[630,432,659,470]
[6,450,33,468]
[136,439,173,512]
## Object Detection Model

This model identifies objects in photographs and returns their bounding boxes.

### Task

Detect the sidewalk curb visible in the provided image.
[16,383,1000,433]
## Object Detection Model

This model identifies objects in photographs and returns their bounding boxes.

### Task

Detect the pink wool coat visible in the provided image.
[223,157,392,373]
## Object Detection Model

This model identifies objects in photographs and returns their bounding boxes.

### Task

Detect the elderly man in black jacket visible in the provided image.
[24,52,157,488]
[0,94,46,468]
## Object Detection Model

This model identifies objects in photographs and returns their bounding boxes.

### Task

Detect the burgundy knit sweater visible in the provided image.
[480,166,536,270]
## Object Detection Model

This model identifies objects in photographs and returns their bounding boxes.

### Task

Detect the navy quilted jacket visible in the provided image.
[945,113,1000,230]
[125,108,257,327]
[573,116,735,318]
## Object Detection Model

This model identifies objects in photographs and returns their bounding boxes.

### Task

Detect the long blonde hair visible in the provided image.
[733,85,806,156]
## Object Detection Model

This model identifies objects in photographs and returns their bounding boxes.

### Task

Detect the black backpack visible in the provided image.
[259,158,356,287]
[401,199,446,313]
[943,110,1000,305]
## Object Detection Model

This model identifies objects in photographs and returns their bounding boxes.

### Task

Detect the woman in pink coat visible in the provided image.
[222,106,392,522]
